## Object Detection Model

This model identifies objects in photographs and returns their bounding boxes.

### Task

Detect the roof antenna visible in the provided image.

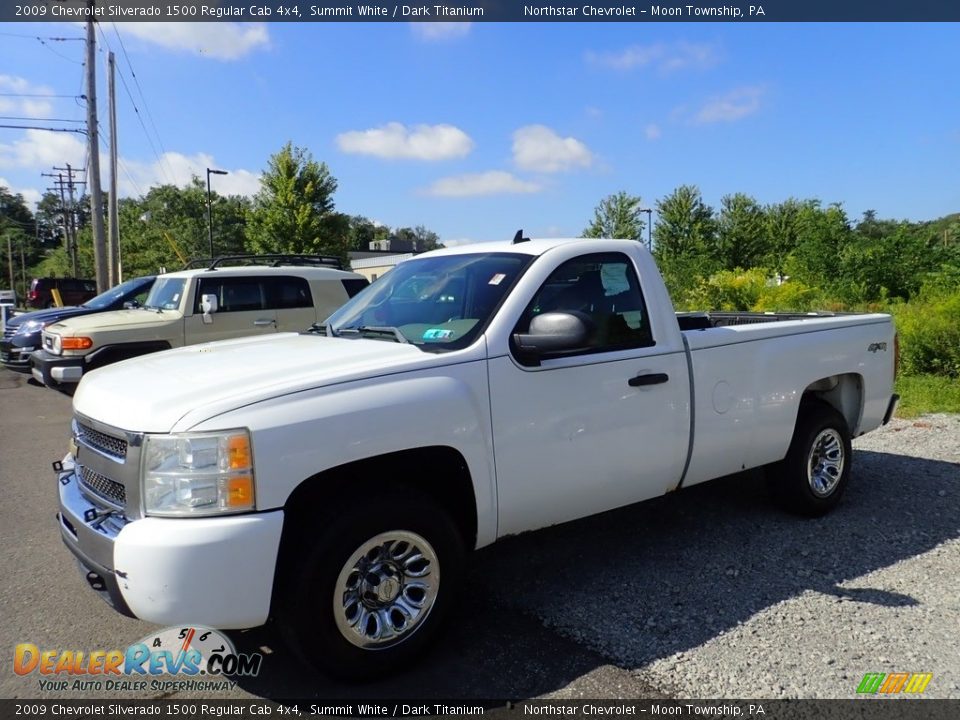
[512,229,530,244]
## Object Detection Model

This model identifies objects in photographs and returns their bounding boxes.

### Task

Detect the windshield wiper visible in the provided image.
[307,322,334,336]
[338,325,409,344]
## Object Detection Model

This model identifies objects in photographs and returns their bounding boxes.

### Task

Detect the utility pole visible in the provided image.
[46,165,85,277]
[107,51,119,285]
[86,6,108,292]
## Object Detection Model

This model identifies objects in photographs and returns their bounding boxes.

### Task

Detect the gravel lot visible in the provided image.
[474,414,960,699]
[2,366,957,701]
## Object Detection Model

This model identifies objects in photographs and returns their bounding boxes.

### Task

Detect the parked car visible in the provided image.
[27,277,97,309]
[51,237,898,679]
[31,255,367,387]
[1,276,155,371]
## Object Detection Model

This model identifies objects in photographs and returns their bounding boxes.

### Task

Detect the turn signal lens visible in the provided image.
[226,476,254,508]
[228,433,252,470]
[61,337,93,350]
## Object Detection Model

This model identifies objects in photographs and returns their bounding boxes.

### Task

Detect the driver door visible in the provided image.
[488,252,690,537]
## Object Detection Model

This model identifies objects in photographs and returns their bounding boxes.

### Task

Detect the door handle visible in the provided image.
[628,372,669,387]
[253,318,276,327]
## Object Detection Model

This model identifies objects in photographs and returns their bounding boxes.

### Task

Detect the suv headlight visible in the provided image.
[142,430,255,517]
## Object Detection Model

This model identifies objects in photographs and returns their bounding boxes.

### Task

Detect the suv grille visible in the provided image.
[77,423,128,460]
[78,464,126,507]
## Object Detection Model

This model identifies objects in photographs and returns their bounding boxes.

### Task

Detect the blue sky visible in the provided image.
[1,21,957,245]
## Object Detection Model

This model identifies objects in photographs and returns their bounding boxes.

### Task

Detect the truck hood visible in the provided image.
[47,308,178,336]
[4,305,86,329]
[73,332,449,433]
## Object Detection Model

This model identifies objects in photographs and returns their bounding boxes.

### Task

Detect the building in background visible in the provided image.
[348,251,416,282]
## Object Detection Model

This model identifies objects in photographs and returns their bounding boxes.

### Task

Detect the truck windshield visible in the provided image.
[324,253,532,351]
[143,278,186,311]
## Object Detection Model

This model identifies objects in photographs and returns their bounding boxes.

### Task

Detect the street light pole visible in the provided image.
[206,168,228,259]
[640,208,653,251]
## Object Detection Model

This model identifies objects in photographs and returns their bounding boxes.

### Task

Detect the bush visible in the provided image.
[889,289,960,377]
[685,268,820,312]
[685,268,767,311]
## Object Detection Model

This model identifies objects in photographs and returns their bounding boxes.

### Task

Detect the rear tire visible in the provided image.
[276,486,464,680]
[767,400,852,517]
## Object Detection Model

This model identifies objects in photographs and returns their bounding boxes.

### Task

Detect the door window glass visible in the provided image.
[516,252,654,355]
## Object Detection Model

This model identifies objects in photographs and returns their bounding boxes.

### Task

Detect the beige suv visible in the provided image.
[31,255,368,387]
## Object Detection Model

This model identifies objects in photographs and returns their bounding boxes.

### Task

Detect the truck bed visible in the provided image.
[676,311,852,331]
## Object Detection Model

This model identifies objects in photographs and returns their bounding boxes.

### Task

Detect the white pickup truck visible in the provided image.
[55,238,898,679]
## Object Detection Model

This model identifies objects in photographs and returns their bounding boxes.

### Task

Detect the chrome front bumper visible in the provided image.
[55,455,135,617]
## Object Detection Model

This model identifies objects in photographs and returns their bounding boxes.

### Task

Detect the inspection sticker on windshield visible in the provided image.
[488,273,506,285]
[423,328,453,341]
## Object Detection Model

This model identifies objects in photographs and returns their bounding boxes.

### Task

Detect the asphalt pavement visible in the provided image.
[1,367,957,702]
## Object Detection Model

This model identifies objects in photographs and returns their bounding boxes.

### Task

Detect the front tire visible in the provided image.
[768,401,853,517]
[276,488,464,680]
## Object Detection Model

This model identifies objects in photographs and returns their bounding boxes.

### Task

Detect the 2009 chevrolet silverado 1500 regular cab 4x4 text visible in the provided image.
[55,237,898,678]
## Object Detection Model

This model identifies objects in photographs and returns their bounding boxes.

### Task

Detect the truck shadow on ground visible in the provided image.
[230,448,958,700]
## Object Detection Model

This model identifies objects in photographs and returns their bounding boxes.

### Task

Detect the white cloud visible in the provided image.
[0,128,260,201]
[512,125,593,173]
[0,177,42,208]
[694,86,765,124]
[410,22,472,41]
[0,75,56,117]
[118,152,261,197]
[586,42,720,73]
[119,22,270,60]
[645,123,662,140]
[336,122,473,161]
[424,171,541,197]
[0,129,86,170]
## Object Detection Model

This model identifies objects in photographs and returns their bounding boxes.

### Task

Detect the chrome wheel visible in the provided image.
[333,531,439,649]
[807,428,845,497]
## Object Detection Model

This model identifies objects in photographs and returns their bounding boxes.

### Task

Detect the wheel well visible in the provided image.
[282,446,478,550]
[800,373,863,435]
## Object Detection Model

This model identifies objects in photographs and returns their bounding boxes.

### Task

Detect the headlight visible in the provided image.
[16,319,46,335]
[142,430,255,517]
[51,333,62,355]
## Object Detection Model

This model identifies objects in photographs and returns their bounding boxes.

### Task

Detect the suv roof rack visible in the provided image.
[182,254,344,271]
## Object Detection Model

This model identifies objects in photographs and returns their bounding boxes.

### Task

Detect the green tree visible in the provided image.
[347,215,389,251]
[113,181,250,277]
[651,185,718,301]
[714,193,768,270]
[582,191,646,241]
[765,199,803,279]
[786,201,853,292]
[1,187,42,297]
[246,142,349,262]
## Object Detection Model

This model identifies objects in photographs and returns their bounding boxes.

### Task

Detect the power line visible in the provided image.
[0,124,87,133]
[0,32,85,41]
[97,120,145,198]
[109,22,177,184]
[0,92,83,99]
[0,116,84,123]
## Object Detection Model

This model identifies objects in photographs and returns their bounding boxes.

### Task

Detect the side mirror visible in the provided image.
[513,311,593,364]
[123,300,140,310]
[200,294,218,324]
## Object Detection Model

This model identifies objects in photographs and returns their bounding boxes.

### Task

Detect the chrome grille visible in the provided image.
[3,325,15,340]
[78,464,126,507]
[77,423,128,460]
